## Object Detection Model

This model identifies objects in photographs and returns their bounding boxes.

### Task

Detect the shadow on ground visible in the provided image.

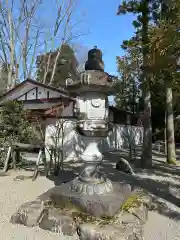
[9,148,180,222]
[37,150,180,222]
[0,172,8,177]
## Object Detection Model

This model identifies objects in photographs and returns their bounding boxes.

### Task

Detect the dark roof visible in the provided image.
[109,106,139,125]
[109,106,133,115]
[0,78,74,101]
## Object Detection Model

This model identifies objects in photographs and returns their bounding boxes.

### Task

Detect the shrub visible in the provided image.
[0,100,40,165]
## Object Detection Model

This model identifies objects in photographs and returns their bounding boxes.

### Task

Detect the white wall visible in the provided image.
[19,85,67,100]
[37,86,60,99]
[45,120,143,162]
[100,124,143,152]
[45,118,83,162]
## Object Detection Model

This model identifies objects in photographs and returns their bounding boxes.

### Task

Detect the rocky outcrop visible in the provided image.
[78,223,136,240]
[10,199,45,227]
[77,193,151,240]
[10,190,152,240]
[39,207,77,236]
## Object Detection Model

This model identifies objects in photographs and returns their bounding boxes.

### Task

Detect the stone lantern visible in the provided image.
[51,47,131,217]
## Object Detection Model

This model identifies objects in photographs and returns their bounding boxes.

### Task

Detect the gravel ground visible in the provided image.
[0,170,78,240]
[136,163,180,240]
[144,211,180,240]
[0,154,180,239]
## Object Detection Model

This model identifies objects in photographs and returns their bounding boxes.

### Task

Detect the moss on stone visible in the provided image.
[52,198,83,213]
[48,193,146,227]
[121,193,142,212]
[167,158,177,165]
[49,198,116,226]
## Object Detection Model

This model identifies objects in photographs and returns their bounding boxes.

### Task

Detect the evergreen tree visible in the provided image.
[149,0,180,163]
[117,0,154,167]
[116,50,141,116]
[117,0,180,165]
[36,44,78,87]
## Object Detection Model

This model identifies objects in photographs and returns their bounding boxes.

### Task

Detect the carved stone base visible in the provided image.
[50,181,131,217]
[70,176,113,195]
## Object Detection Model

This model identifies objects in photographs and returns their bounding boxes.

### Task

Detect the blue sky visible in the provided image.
[39,0,136,76]
[10,0,136,82]
[76,0,136,76]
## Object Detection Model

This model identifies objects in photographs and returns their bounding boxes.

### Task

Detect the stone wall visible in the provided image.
[100,124,143,152]
[45,119,143,162]
[45,118,80,162]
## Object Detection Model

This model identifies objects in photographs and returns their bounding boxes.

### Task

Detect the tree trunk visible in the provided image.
[140,0,152,168]
[166,80,176,163]
[164,111,167,155]
[141,86,152,167]
[6,0,15,90]
[126,114,133,162]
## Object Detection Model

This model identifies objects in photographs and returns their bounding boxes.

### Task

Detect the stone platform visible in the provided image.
[10,188,152,240]
[50,180,131,217]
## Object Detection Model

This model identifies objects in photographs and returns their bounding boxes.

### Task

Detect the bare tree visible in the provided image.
[0,0,42,89]
[31,100,75,179]
[36,0,86,86]
[0,0,85,90]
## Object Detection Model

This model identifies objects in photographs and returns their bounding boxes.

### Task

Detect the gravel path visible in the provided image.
[0,170,78,240]
[144,211,180,240]
[136,162,180,240]
[104,150,180,239]
[0,157,180,239]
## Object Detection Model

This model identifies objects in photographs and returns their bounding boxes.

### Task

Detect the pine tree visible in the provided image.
[117,0,154,167]
[117,0,180,165]
[116,50,141,116]
[149,0,180,163]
